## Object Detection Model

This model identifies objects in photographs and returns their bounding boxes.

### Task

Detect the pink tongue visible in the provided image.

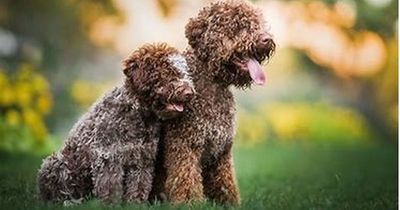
[173,104,184,112]
[247,58,266,85]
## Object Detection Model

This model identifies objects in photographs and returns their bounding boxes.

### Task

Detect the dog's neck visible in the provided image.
[122,80,155,115]
[184,48,231,90]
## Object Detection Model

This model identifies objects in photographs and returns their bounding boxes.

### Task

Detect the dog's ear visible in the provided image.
[122,55,151,93]
[122,56,138,79]
[184,16,208,50]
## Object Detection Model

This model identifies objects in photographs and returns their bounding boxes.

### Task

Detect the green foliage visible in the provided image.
[353,0,398,38]
[0,0,122,68]
[0,144,396,209]
[236,102,374,146]
[0,64,60,154]
[0,0,123,133]
[273,0,397,141]
[0,117,60,155]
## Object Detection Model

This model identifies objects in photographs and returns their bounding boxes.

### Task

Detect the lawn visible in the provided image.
[0,143,397,210]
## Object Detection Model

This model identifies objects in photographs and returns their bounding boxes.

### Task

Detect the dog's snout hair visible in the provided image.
[178,84,195,101]
[170,81,195,102]
[255,32,276,59]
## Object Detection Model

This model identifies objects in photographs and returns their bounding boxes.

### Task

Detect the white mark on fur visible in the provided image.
[168,54,193,86]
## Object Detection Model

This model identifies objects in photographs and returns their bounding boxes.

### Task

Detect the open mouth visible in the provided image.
[165,102,185,112]
[233,56,266,85]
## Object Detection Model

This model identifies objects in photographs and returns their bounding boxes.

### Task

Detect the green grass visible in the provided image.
[0,143,397,210]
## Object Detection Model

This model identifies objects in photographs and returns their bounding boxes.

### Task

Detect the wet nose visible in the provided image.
[173,81,195,101]
[182,86,195,100]
[258,33,273,46]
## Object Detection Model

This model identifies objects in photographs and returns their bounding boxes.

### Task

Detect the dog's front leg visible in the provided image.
[164,142,205,203]
[123,166,155,202]
[118,140,157,202]
[203,150,240,205]
[91,148,124,203]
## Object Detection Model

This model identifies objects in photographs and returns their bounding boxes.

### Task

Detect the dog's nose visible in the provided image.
[182,86,195,100]
[174,81,195,101]
[258,33,273,46]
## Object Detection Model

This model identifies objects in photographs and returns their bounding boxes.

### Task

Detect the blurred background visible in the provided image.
[0,0,397,209]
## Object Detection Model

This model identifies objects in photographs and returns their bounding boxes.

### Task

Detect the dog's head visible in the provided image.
[185,0,275,87]
[123,43,195,119]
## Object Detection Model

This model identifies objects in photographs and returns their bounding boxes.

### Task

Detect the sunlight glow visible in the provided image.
[88,0,389,78]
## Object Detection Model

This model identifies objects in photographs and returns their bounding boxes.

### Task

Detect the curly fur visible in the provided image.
[150,0,275,205]
[37,43,195,204]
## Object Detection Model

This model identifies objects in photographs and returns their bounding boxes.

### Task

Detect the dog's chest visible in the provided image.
[109,107,161,145]
[202,92,236,161]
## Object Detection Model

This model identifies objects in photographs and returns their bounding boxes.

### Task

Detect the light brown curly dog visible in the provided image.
[37,43,195,205]
[150,0,276,205]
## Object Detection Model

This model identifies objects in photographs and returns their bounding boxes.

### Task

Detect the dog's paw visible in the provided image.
[63,198,84,206]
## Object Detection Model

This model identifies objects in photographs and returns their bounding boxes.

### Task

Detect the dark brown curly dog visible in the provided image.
[150,0,276,205]
[37,43,195,205]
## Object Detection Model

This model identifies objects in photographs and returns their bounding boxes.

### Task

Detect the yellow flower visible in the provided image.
[17,63,34,81]
[0,86,15,106]
[0,70,9,88]
[36,92,53,115]
[5,110,20,126]
[0,65,53,144]
[15,81,32,108]
[31,74,49,93]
